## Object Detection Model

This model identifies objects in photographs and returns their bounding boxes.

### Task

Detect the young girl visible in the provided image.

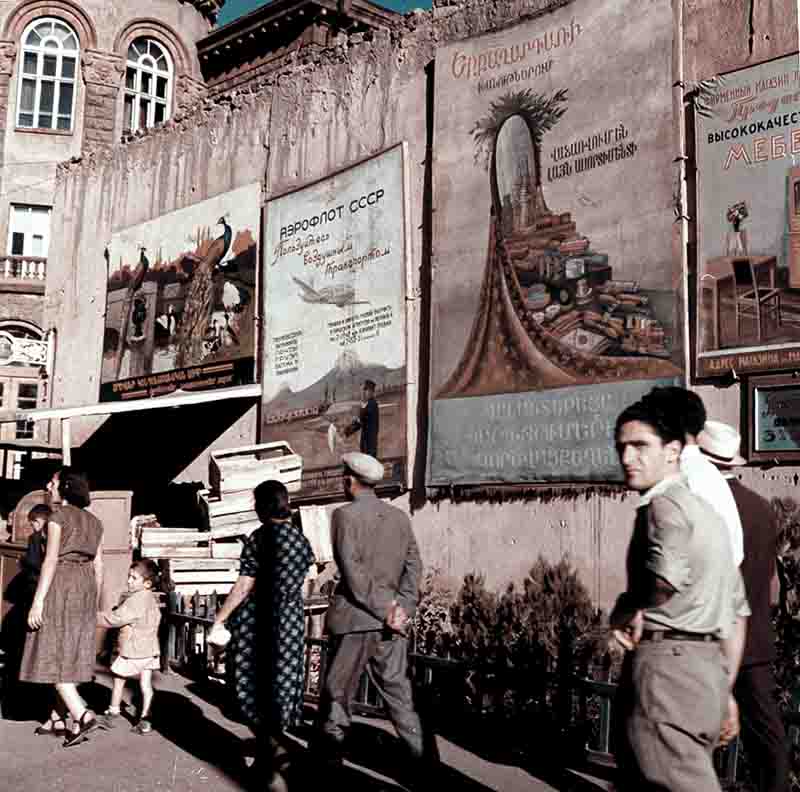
[97,560,162,734]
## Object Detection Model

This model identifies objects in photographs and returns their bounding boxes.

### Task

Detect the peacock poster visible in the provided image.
[261,145,410,499]
[99,183,260,401]
[428,0,683,485]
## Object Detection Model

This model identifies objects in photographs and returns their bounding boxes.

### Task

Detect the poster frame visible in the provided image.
[691,51,800,382]
[745,371,800,463]
[260,142,413,503]
[98,183,262,403]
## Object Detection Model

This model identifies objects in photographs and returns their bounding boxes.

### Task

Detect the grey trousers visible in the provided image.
[616,639,728,792]
[320,631,423,757]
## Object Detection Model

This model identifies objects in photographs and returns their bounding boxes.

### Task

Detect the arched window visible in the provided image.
[124,37,172,132]
[17,18,79,131]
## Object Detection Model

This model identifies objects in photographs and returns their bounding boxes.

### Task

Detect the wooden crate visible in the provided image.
[209,442,302,496]
[165,558,240,597]
[212,540,243,559]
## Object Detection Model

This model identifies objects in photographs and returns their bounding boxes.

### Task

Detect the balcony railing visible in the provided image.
[0,255,47,281]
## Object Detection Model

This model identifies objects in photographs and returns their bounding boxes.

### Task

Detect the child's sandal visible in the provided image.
[34,717,67,737]
[132,717,152,735]
[98,708,120,729]
[63,709,98,747]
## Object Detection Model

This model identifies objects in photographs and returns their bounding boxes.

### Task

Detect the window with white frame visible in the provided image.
[17,18,79,131]
[15,382,38,439]
[8,204,51,258]
[124,38,172,133]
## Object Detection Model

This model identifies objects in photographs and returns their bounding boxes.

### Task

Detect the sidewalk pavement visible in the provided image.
[0,665,597,792]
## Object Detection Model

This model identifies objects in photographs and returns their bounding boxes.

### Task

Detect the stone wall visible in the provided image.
[45,0,799,609]
[0,288,41,326]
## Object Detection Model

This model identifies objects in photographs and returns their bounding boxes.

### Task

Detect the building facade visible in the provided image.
[0,0,217,464]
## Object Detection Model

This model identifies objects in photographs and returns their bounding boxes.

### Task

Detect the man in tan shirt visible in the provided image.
[611,399,750,791]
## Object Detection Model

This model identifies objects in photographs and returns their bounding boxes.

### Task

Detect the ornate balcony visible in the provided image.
[0,255,47,282]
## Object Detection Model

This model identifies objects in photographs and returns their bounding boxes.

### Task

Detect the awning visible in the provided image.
[0,383,262,464]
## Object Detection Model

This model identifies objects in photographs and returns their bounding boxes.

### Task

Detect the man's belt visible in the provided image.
[640,629,719,643]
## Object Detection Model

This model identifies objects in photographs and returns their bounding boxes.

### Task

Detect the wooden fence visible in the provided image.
[162,592,780,788]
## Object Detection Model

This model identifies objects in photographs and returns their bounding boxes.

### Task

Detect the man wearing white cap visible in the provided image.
[698,421,788,792]
[316,451,427,779]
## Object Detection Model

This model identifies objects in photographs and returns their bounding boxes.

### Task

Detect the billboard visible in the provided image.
[100,184,260,401]
[695,54,800,378]
[428,0,682,485]
[261,144,409,499]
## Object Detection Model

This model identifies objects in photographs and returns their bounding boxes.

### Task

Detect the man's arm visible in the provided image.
[721,615,747,688]
[395,529,422,617]
[610,495,688,647]
[332,508,394,622]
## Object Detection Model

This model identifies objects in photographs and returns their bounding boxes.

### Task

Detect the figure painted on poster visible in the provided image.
[725,201,749,257]
[345,379,380,458]
[113,246,149,379]
[174,215,233,368]
[131,297,147,341]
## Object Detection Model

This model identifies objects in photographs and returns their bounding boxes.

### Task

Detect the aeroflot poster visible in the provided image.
[261,144,410,498]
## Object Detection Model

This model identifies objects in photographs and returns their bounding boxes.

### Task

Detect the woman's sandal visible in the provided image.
[63,709,99,747]
[34,718,67,737]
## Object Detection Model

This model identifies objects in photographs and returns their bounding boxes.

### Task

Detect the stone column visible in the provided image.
[0,41,17,169]
[81,49,125,154]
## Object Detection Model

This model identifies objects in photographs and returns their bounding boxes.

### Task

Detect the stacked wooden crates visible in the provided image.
[199,441,303,559]
[135,443,301,597]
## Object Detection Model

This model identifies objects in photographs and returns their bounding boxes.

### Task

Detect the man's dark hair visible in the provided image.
[363,379,376,391]
[615,398,685,447]
[641,386,706,438]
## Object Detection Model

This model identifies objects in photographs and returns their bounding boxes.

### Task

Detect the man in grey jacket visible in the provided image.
[318,451,424,764]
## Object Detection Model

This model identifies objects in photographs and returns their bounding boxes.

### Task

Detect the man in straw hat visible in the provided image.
[699,421,788,792]
[315,451,431,783]
[610,398,749,791]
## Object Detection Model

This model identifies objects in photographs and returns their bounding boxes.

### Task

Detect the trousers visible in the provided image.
[734,662,788,792]
[615,640,727,792]
[320,631,423,757]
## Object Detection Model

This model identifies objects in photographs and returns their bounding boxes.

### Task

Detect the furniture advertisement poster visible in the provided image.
[695,53,800,378]
[427,0,682,485]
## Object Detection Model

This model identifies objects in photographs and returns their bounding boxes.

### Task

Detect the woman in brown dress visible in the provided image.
[19,467,104,747]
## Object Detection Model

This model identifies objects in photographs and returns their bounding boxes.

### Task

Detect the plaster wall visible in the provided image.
[46,0,800,612]
[0,0,211,256]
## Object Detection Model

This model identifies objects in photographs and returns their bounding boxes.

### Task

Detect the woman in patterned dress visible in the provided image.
[212,479,314,782]
[19,468,104,747]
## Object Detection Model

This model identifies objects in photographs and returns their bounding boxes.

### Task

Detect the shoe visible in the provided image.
[310,734,344,765]
[34,718,67,737]
[63,710,99,747]
[132,717,152,735]
[98,708,121,729]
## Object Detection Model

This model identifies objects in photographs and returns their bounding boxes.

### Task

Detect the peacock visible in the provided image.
[174,216,233,368]
[113,246,149,379]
